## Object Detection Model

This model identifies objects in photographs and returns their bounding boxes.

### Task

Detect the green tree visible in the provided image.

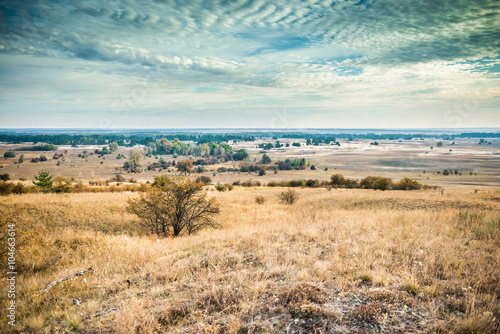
[3,151,15,158]
[128,150,143,173]
[109,142,118,152]
[33,170,53,193]
[437,141,444,147]
[18,154,24,164]
[261,154,271,164]
[234,149,248,161]
[127,176,220,237]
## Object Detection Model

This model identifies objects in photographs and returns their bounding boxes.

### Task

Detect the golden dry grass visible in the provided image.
[1,187,499,333]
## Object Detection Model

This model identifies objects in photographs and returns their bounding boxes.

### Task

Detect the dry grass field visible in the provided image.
[1,187,499,333]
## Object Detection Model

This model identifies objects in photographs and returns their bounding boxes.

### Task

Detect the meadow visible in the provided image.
[1,186,499,333]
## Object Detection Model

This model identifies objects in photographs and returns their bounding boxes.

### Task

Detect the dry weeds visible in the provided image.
[0,187,499,333]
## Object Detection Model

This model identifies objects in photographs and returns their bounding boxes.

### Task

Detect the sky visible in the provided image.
[0,0,499,129]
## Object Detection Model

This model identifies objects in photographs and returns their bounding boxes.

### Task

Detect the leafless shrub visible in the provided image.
[128,175,220,237]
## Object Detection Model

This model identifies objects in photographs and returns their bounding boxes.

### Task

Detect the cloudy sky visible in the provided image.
[0,0,499,129]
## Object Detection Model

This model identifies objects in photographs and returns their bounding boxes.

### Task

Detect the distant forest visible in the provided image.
[0,133,255,147]
[0,131,498,146]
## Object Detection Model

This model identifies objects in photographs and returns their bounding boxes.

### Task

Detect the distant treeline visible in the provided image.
[264,132,500,140]
[0,133,256,147]
[0,131,498,147]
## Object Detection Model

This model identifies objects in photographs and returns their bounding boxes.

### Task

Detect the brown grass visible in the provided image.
[0,187,499,333]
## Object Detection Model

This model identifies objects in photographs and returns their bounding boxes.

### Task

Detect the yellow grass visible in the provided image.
[1,187,499,333]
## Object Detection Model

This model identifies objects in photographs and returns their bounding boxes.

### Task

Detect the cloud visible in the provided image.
[0,0,499,127]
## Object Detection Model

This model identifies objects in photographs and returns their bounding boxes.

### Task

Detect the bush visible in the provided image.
[280,188,299,205]
[215,183,227,192]
[287,179,304,187]
[112,174,125,182]
[330,174,359,188]
[394,177,421,190]
[4,151,15,158]
[0,181,14,195]
[360,176,392,191]
[128,176,220,237]
[373,177,392,191]
[53,183,76,193]
[196,176,212,185]
[0,182,33,195]
[306,179,319,187]
[0,174,10,181]
[255,195,265,204]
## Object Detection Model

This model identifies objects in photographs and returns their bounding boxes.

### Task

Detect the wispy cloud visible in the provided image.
[0,0,499,128]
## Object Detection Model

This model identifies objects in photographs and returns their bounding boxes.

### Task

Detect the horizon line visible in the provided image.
[1,127,500,131]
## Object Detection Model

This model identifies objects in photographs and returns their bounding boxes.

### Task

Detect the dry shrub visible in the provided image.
[280,188,299,205]
[215,183,227,192]
[157,306,189,327]
[404,281,421,296]
[277,282,326,316]
[349,303,391,325]
[255,195,265,204]
[128,175,220,237]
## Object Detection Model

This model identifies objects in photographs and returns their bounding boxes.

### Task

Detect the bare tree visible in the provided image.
[128,175,219,237]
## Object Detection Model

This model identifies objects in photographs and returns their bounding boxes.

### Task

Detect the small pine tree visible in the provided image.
[18,154,24,164]
[33,170,53,193]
